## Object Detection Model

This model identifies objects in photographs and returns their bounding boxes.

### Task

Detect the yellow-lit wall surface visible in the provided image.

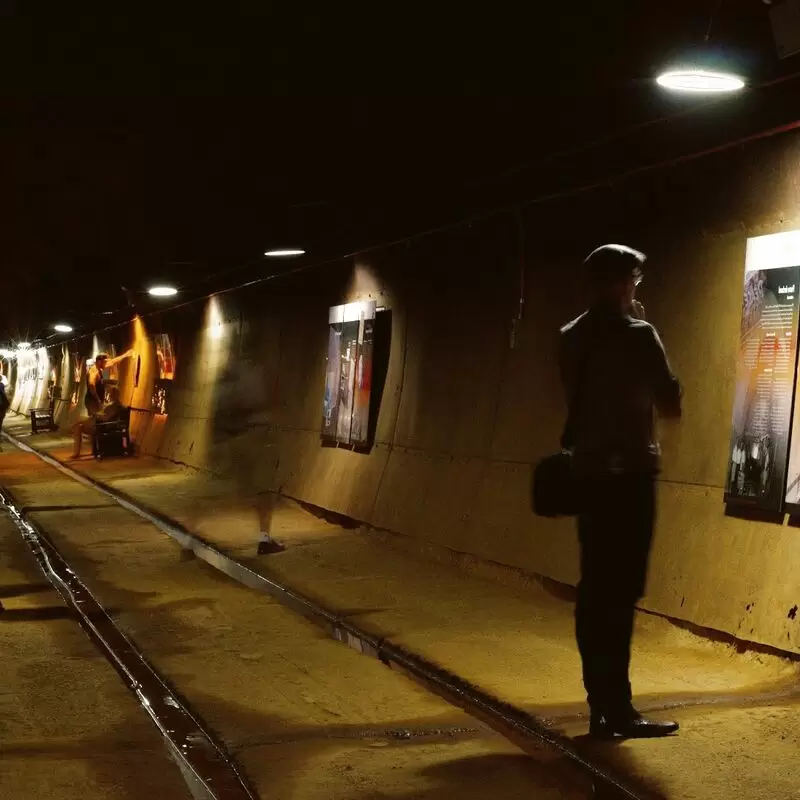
[16,131,800,656]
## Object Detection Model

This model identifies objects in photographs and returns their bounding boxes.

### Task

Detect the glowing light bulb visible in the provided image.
[148,285,178,297]
[53,324,73,333]
[264,249,306,257]
[656,69,745,93]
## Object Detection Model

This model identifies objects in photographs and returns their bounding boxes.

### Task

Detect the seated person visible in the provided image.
[71,386,128,458]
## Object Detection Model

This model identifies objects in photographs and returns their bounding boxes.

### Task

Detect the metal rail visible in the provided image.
[3,430,652,800]
[0,485,258,800]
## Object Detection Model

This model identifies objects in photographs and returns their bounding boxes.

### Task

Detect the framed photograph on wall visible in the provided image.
[151,334,176,415]
[322,300,376,446]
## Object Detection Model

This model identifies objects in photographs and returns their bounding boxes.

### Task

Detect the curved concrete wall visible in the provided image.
[10,131,800,655]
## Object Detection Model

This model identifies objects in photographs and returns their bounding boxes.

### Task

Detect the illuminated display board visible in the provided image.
[726,231,800,512]
[322,300,375,446]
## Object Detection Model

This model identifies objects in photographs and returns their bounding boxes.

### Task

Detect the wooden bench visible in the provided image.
[30,388,60,433]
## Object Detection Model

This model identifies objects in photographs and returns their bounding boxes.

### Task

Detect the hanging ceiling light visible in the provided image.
[656,68,745,93]
[264,248,306,257]
[656,2,748,94]
[148,285,179,297]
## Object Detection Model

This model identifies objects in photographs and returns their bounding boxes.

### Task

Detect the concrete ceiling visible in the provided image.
[0,1,790,339]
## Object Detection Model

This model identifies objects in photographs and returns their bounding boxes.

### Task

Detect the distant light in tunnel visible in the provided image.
[264,249,306,257]
[17,342,30,350]
[656,69,745,93]
[53,324,73,333]
[148,285,179,297]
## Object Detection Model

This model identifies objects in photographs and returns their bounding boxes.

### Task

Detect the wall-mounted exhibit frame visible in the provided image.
[152,334,176,415]
[322,300,376,446]
[725,230,800,512]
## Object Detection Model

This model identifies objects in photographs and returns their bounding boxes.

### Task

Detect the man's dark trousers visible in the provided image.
[575,472,656,716]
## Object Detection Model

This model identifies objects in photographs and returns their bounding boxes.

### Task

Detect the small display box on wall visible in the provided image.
[152,334,176,416]
[322,300,376,447]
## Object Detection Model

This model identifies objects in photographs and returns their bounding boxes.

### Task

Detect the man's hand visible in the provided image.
[631,300,647,321]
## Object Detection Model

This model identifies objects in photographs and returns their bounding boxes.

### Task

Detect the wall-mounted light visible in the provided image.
[148,285,179,297]
[264,249,306,257]
[656,69,745,93]
[53,324,73,333]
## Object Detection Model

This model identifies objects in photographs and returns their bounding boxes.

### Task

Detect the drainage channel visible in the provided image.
[3,430,649,800]
[0,486,258,800]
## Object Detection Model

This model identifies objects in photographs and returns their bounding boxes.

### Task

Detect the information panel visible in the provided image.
[726,231,800,511]
[322,300,376,445]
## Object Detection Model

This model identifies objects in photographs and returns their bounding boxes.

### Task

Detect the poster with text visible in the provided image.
[321,300,376,445]
[726,231,800,511]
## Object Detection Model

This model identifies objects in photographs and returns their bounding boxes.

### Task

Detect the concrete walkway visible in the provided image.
[0,514,192,800]
[0,431,589,799]
[5,420,800,799]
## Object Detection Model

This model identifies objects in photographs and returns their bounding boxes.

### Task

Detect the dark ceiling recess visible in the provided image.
[0,1,797,339]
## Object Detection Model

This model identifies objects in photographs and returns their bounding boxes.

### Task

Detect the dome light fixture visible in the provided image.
[148,285,179,297]
[53,323,73,333]
[656,68,745,93]
[264,248,306,257]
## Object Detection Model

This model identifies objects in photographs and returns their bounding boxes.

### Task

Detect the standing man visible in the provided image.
[559,244,682,738]
[72,350,133,458]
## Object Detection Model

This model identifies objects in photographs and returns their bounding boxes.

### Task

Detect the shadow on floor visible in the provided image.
[0,582,51,598]
[572,735,668,800]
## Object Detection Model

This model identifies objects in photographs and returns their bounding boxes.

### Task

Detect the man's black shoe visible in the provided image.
[589,710,679,739]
